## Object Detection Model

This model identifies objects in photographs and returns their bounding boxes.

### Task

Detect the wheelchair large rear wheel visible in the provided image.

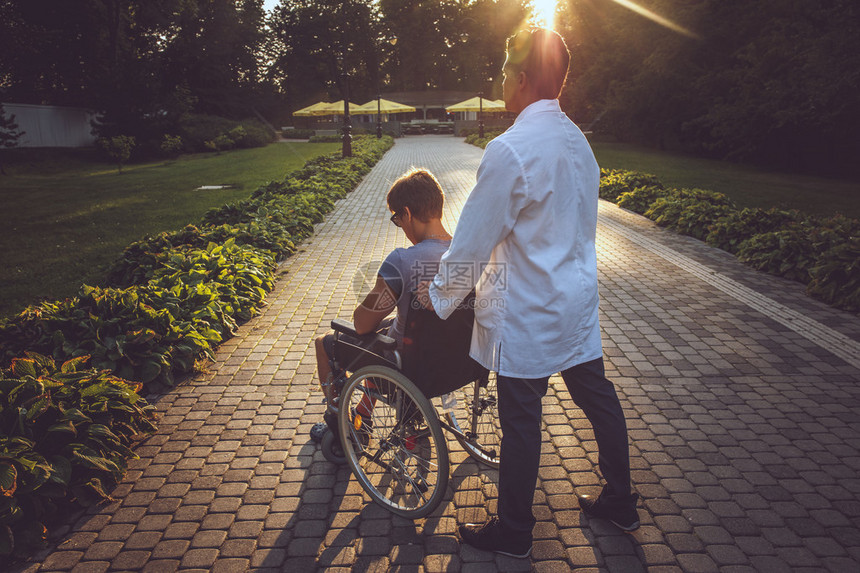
[338,365,449,519]
[444,372,501,468]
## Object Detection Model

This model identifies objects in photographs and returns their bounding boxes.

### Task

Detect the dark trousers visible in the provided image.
[497,357,631,534]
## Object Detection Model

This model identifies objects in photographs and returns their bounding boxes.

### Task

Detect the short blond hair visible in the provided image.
[386,168,445,222]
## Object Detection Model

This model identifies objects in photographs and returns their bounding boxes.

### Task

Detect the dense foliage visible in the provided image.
[601,169,860,312]
[0,353,156,557]
[559,0,860,175]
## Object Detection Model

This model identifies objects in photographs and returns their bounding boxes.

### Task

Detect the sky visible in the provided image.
[263,0,277,12]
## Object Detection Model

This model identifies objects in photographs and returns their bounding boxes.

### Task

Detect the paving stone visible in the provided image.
[70,561,110,573]
[675,553,719,573]
[210,558,251,572]
[83,541,124,561]
[111,550,152,570]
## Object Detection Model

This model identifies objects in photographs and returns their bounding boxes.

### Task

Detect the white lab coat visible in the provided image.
[429,99,603,378]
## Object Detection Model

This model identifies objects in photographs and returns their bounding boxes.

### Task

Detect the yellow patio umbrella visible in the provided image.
[325,100,364,115]
[358,98,417,114]
[445,97,507,113]
[292,101,333,117]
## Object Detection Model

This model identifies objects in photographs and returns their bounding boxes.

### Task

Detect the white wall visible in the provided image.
[3,103,97,148]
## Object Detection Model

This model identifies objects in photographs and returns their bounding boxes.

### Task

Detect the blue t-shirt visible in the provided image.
[378,238,451,345]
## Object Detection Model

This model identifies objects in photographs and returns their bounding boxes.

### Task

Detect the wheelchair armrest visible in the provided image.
[331,318,397,351]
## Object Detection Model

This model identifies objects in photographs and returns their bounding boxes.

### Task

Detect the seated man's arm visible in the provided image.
[353,275,397,335]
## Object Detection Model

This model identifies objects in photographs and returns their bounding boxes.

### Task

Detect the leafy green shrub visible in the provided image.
[674,188,735,207]
[309,134,343,143]
[211,134,235,152]
[0,286,218,388]
[179,114,237,150]
[0,353,156,557]
[159,134,183,159]
[738,214,860,285]
[180,115,275,152]
[808,237,860,311]
[281,128,314,139]
[1,240,279,389]
[104,225,215,288]
[616,185,672,213]
[644,196,734,240]
[227,126,247,146]
[96,135,136,173]
[147,240,277,324]
[239,120,277,147]
[599,170,663,202]
[737,224,818,283]
[705,207,802,254]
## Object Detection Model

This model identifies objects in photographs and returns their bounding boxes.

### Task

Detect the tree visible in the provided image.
[557,0,860,175]
[267,0,382,109]
[0,103,24,174]
[97,135,136,174]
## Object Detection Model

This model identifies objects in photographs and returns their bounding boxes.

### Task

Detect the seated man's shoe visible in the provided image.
[458,517,532,559]
[578,491,640,532]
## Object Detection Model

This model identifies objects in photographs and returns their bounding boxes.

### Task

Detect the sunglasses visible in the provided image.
[390,212,401,227]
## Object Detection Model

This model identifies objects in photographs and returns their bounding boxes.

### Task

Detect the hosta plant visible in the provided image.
[807,237,860,311]
[737,223,819,284]
[0,285,221,388]
[705,207,802,254]
[616,185,673,214]
[0,353,156,557]
[599,170,663,202]
[644,195,735,240]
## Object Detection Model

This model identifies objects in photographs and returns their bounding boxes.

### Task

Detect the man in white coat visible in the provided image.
[420,28,639,558]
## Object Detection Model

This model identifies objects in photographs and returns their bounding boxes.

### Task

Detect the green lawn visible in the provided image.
[0,142,339,317]
[592,142,860,219]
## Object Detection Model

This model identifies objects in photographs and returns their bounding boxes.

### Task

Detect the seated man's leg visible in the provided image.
[315,334,335,404]
[316,333,341,436]
[315,324,396,427]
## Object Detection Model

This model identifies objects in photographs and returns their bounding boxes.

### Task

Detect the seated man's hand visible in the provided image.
[415,281,434,310]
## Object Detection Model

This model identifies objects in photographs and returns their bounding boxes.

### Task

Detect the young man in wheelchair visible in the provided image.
[314,168,453,441]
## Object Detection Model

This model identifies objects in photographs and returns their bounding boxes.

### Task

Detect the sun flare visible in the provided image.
[609,0,700,39]
[531,0,558,29]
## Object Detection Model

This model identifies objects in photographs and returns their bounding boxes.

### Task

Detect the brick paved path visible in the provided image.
[18,136,860,572]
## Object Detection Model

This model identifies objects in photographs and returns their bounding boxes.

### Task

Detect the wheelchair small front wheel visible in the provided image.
[321,429,347,464]
[338,365,449,519]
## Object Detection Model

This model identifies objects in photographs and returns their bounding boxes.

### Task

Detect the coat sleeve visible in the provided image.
[429,139,528,319]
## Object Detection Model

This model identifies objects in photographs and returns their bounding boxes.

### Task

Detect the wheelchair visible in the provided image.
[316,295,501,518]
